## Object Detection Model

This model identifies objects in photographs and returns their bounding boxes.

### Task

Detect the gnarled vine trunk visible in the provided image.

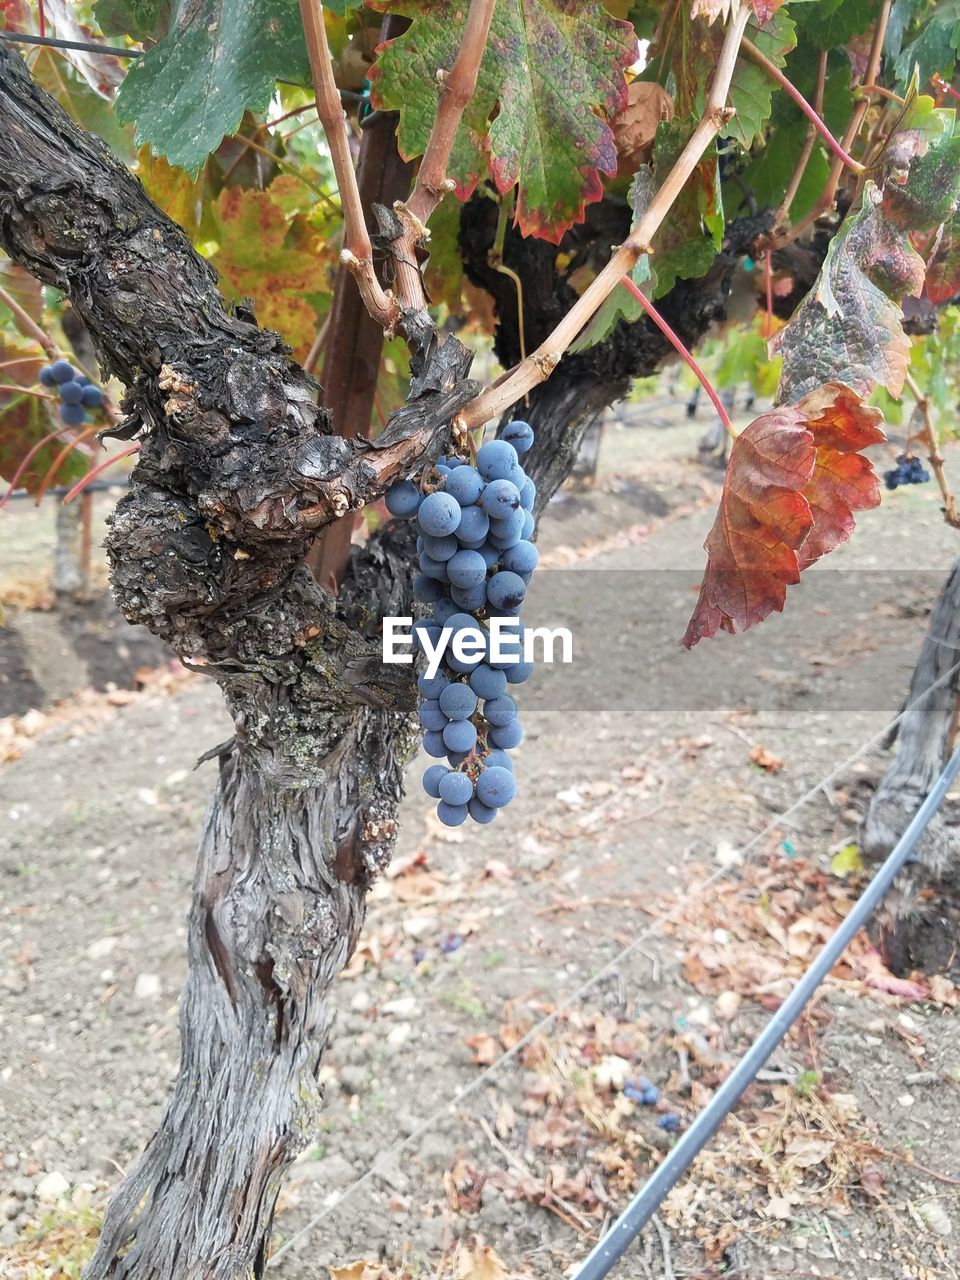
[0,43,471,1278]
[862,557,960,921]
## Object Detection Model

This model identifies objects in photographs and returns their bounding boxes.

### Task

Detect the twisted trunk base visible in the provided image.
[87,716,403,1278]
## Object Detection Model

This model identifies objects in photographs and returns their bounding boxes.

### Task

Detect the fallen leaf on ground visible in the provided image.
[750,744,784,773]
[330,1264,386,1280]
[830,843,864,878]
[464,1034,499,1066]
[456,1244,512,1279]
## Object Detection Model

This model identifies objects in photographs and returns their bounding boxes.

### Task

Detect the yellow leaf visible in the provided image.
[208,186,330,359]
[330,1263,384,1280]
[138,150,204,236]
[830,843,863,879]
[456,1245,512,1280]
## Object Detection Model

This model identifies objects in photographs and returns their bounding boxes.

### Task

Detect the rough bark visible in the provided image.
[862,558,960,916]
[0,43,473,1279]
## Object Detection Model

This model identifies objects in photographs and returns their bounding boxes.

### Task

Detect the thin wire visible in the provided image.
[268,653,960,1265]
[0,31,141,57]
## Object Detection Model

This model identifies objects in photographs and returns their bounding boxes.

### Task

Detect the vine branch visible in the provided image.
[775,49,826,227]
[389,0,496,315]
[0,283,57,356]
[455,3,752,430]
[298,0,398,331]
[769,0,890,251]
[406,0,495,229]
[904,370,960,529]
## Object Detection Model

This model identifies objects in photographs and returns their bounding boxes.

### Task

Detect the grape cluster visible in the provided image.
[38,359,104,427]
[884,452,930,490]
[386,420,538,828]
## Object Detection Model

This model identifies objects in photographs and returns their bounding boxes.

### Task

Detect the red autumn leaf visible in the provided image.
[926,215,960,305]
[682,384,884,648]
[749,0,785,21]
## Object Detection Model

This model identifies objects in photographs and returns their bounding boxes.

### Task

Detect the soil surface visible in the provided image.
[2,393,960,1280]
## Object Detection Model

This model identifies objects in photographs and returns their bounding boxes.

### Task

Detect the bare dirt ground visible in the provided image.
[2,393,960,1280]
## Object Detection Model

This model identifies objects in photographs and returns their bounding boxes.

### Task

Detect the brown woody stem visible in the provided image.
[407,0,495,228]
[298,0,398,331]
[391,0,496,314]
[904,371,960,530]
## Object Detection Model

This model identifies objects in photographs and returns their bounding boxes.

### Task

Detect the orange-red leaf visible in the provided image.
[682,385,884,648]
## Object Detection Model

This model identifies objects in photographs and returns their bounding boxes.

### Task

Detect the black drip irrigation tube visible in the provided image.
[572,744,960,1280]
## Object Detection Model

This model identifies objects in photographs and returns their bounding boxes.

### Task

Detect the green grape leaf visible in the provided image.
[207,186,330,359]
[570,169,655,351]
[114,0,309,175]
[893,0,960,86]
[738,119,831,222]
[796,0,879,50]
[695,10,796,149]
[368,0,636,243]
[649,116,722,298]
[423,196,466,313]
[324,0,364,13]
[94,0,169,39]
[714,315,782,399]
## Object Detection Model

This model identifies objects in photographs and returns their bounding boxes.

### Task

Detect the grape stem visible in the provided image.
[903,371,960,529]
[0,383,55,398]
[455,5,751,431]
[933,74,960,104]
[741,38,864,175]
[390,0,497,315]
[619,277,735,440]
[35,423,100,506]
[774,49,827,228]
[767,0,890,252]
[0,422,77,509]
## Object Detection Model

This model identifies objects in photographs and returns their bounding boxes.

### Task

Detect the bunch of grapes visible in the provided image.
[38,359,104,427]
[884,452,931,490]
[386,420,538,828]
